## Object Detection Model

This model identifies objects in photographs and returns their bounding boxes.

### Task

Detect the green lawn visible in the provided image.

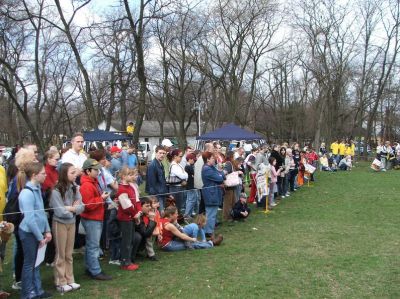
[2,162,400,298]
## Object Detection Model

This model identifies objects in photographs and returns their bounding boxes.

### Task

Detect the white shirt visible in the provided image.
[170,161,188,181]
[243,144,252,152]
[61,149,87,169]
[194,158,204,189]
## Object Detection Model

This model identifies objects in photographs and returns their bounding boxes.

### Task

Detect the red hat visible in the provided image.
[110,146,121,154]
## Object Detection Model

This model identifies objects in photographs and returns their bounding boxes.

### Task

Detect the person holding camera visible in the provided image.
[116,167,142,271]
[0,221,14,298]
[79,159,112,281]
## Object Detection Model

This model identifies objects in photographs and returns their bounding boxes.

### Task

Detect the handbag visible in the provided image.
[224,171,240,187]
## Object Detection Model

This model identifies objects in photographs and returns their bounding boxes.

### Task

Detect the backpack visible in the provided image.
[4,186,34,226]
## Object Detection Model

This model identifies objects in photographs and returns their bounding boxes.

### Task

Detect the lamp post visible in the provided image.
[194,101,206,137]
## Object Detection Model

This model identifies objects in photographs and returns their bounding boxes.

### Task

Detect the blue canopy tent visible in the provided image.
[83,129,129,142]
[196,123,264,141]
[195,123,265,150]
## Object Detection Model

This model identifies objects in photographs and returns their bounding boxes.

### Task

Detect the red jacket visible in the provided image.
[80,175,105,221]
[42,163,58,192]
[116,183,142,222]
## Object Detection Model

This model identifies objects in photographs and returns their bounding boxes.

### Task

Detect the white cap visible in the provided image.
[161,139,173,147]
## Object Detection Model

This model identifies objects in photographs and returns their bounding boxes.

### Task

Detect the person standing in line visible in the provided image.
[18,162,52,299]
[50,163,84,293]
[145,146,168,211]
[79,159,112,281]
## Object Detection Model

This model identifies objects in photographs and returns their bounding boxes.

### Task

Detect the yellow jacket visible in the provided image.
[338,143,346,155]
[126,125,134,134]
[345,146,352,156]
[330,142,339,155]
[0,166,7,221]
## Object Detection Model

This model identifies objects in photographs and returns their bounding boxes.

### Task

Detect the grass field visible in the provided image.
[2,162,400,298]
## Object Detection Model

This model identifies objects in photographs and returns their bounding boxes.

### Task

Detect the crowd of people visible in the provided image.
[0,133,370,299]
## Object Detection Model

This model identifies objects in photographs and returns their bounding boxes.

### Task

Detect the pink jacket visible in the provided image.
[270,165,282,183]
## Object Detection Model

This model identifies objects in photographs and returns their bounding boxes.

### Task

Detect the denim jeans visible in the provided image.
[19,229,44,299]
[268,182,276,205]
[183,223,206,242]
[162,239,213,251]
[81,219,103,276]
[184,189,199,216]
[204,206,218,235]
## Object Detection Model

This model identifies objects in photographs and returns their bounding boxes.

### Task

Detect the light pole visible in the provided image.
[194,101,206,137]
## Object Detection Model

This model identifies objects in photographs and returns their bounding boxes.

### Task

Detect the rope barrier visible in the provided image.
[0,176,255,217]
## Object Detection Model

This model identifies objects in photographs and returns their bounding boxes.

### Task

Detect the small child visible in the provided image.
[231,193,251,221]
[107,203,121,265]
[182,214,207,243]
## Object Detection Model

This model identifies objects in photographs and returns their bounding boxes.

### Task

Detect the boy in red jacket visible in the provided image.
[79,159,112,281]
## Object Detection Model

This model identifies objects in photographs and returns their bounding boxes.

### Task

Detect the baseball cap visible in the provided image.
[161,139,173,147]
[82,158,102,170]
[110,146,121,153]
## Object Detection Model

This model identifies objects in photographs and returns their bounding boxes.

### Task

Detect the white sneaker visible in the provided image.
[12,281,21,290]
[109,260,121,265]
[281,195,285,199]
[56,285,73,293]
[285,193,290,197]
[68,283,81,290]
[270,202,277,207]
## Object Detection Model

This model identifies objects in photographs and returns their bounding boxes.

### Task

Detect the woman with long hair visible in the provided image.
[166,149,188,215]
[18,162,52,299]
[50,163,84,293]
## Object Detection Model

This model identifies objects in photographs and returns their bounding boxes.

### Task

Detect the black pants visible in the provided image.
[74,216,86,249]
[120,221,142,265]
[289,169,297,191]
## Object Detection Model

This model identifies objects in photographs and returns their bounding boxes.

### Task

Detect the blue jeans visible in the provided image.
[205,206,218,235]
[81,219,103,276]
[162,239,213,251]
[183,223,206,242]
[19,229,44,299]
[184,189,199,216]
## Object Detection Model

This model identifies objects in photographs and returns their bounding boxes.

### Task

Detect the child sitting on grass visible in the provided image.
[182,214,207,243]
[231,193,251,221]
[159,207,223,251]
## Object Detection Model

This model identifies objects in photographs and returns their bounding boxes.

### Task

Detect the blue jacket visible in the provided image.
[145,159,168,196]
[18,181,50,241]
[201,164,225,206]
[128,154,138,168]
[110,158,122,177]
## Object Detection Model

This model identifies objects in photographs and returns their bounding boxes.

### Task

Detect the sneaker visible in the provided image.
[270,202,277,207]
[56,285,73,293]
[92,272,112,280]
[281,195,285,199]
[68,283,81,291]
[121,264,139,271]
[285,193,290,197]
[11,281,21,290]
[211,234,224,246]
[148,255,159,261]
[108,260,121,266]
